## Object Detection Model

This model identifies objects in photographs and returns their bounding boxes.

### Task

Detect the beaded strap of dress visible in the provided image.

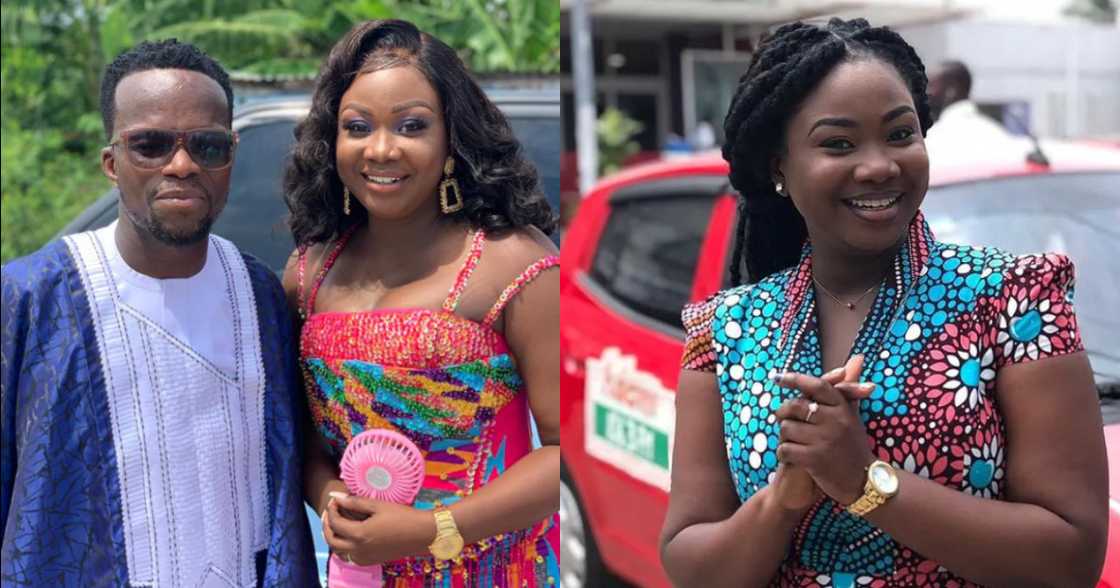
[482,255,560,327]
[297,227,485,318]
[296,225,359,319]
[443,229,486,313]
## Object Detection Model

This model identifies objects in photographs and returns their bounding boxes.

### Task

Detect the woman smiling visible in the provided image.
[660,18,1107,588]
[282,19,559,587]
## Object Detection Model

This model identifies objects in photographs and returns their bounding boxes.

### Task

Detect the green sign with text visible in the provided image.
[594,404,670,469]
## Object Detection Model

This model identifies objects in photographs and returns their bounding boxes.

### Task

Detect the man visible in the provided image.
[1,40,317,586]
[924,60,1026,167]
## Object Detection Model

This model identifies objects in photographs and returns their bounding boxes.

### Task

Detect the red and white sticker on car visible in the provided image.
[584,347,676,491]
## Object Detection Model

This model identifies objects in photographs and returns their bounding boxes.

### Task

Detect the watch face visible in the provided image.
[870,462,899,494]
[432,534,464,560]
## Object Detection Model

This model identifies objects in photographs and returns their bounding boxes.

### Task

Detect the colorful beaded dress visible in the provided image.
[298,228,560,587]
[681,212,1083,587]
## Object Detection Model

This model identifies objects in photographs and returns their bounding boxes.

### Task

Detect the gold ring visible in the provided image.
[806,401,819,423]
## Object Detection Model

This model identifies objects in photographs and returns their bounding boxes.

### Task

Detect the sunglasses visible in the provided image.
[110,128,239,170]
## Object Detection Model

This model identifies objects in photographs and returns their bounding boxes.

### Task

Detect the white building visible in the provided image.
[899,18,1120,139]
[561,0,1120,163]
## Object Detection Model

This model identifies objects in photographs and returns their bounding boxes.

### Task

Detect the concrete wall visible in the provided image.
[897,20,1120,139]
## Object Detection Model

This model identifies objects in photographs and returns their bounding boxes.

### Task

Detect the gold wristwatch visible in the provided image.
[428,508,464,561]
[846,460,899,517]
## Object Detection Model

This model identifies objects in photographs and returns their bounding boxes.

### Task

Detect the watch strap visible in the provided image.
[429,508,464,561]
[846,480,887,517]
[845,460,898,517]
[433,508,458,536]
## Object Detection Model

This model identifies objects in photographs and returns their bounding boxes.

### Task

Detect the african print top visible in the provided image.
[299,228,559,588]
[681,212,1083,587]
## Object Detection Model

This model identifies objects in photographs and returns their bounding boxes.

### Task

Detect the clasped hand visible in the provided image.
[768,355,879,510]
[322,492,435,566]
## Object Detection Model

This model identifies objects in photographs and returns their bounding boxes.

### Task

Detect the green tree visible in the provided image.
[391,0,560,73]
[597,108,643,177]
[143,0,391,78]
[3,0,113,263]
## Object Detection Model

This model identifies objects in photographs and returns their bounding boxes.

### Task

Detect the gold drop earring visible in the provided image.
[439,156,463,214]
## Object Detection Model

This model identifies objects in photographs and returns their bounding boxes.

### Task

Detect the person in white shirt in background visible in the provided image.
[924,60,1026,167]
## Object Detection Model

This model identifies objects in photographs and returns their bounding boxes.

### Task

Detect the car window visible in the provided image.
[212,119,298,273]
[923,172,1120,388]
[589,190,716,329]
[90,194,120,230]
[508,115,562,215]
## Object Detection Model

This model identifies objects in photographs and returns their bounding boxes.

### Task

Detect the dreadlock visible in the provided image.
[722,18,934,284]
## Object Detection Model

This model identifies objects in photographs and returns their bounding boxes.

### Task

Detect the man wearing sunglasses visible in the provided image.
[1,40,316,586]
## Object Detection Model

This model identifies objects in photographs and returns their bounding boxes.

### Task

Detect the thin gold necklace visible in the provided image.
[812,276,879,311]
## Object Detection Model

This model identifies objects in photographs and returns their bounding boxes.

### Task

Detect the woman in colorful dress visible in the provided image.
[660,18,1107,587]
[281,20,559,587]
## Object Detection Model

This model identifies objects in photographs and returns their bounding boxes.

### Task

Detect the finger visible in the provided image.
[842,362,868,411]
[324,529,358,553]
[338,506,370,521]
[770,371,846,406]
[822,354,864,385]
[776,462,803,476]
[835,382,876,400]
[843,354,865,383]
[822,357,866,406]
[327,497,363,541]
[778,420,813,444]
[822,365,845,385]
[325,534,359,554]
[775,398,812,422]
[322,511,359,552]
[776,441,809,466]
[333,493,380,515]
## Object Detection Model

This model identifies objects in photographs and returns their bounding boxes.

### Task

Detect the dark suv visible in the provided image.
[57,88,562,272]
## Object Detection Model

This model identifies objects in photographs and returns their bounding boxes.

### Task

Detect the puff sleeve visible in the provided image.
[992,252,1083,369]
[681,294,720,372]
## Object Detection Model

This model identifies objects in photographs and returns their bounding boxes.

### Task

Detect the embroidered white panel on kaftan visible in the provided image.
[65,226,268,588]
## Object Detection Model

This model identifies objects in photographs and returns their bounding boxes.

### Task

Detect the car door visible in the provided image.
[560,171,735,587]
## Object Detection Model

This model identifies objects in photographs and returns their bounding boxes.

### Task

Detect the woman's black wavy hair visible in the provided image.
[722,17,933,284]
[284,19,555,246]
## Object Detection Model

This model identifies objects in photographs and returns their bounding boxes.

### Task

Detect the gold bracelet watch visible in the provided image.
[846,460,900,517]
[428,508,465,561]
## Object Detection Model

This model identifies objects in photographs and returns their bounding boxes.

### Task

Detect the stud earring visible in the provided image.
[343,186,351,215]
[775,181,787,197]
[439,156,463,214]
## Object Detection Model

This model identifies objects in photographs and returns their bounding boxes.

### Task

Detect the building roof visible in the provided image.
[561,0,970,27]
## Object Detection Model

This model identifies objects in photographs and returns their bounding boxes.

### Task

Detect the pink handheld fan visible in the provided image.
[328,428,425,588]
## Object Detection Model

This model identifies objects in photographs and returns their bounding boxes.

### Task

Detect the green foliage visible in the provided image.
[1,122,110,262]
[99,3,136,65]
[144,2,394,78]
[390,0,561,73]
[150,10,316,71]
[597,108,644,177]
[2,2,112,262]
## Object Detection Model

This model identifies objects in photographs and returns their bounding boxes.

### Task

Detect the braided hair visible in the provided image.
[722,18,933,284]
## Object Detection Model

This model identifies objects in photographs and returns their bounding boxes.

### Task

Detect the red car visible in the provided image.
[559,146,1120,588]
